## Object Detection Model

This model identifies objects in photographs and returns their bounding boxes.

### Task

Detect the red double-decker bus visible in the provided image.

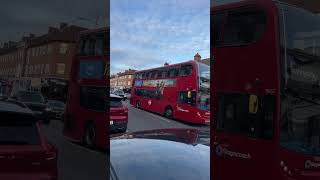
[130,60,210,124]
[212,0,320,180]
[63,28,109,149]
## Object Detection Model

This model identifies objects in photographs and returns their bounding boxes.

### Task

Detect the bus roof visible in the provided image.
[210,0,314,13]
[134,60,197,74]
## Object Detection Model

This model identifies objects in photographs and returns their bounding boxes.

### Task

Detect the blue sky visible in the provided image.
[110,0,210,75]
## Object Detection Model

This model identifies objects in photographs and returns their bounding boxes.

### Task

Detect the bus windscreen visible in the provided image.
[79,60,104,79]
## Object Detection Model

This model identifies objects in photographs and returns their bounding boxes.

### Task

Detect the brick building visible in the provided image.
[0,23,87,99]
[110,69,136,90]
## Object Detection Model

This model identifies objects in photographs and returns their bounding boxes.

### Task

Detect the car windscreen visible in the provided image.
[17,92,44,103]
[110,97,122,107]
[0,113,39,145]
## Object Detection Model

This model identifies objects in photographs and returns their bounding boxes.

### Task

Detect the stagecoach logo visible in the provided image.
[215,145,251,159]
[148,100,152,106]
[305,160,320,169]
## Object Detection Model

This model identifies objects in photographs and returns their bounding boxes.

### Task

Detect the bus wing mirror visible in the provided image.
[249,95,258,114]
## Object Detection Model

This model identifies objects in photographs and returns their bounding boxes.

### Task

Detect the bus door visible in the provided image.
[176,90,197,122]
[213,93,277,180]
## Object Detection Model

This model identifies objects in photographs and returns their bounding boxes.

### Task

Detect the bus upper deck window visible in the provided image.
[180,65,193,76]
[212,13,225,47]
[223,9,266,46]
[95,37,103,56]
[161,70,168,78]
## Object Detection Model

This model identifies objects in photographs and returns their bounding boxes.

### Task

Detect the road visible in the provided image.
[124,100,210,133]
[42,120,108,180]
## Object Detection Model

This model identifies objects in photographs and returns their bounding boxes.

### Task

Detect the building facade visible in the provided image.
[110,69,136,90]
[0,23,87,99]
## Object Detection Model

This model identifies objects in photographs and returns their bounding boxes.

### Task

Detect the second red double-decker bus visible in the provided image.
[63,28,109,149]
[212,0,320,180]
[130,60,210,124]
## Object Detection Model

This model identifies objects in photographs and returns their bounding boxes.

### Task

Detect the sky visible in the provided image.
[1,0,109,43]
[110,0,210,75]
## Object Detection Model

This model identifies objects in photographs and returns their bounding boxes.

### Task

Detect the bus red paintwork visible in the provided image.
[63,28,109,149]
[212,1,320,180]
[130,60,210,124]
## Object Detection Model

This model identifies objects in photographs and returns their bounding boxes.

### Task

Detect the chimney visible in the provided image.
[60,23,68,30]
[194,53,201,61]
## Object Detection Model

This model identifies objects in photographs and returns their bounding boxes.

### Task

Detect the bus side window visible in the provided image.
[211,13,225,47]
[157,70,162,78]
[175,66,180,76]
[180,65,193,76]
[223,9,266,46]
[161,69,167,78]
[136,73,141,79]
[145,71,149,79]
[142,72,146,79]
[168,68,176,78]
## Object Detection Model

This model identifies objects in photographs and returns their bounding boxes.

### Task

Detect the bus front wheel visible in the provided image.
[164,107,173,119]
[83,122,96,148]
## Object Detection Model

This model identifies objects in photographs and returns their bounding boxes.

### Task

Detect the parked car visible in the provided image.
[124,93,131,100]
[46,100,65,120]
[0,101,58,179]
[110,129,210,180]
[110,94,128,133]
[9,91,50,124]
[113,90,127,100]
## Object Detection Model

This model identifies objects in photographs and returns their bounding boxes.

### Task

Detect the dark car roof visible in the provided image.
[110,129,210,180]
[0,101,33,114]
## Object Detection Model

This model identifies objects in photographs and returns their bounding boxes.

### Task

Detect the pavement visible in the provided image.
[124,100,210,133]
[42,120,108,180]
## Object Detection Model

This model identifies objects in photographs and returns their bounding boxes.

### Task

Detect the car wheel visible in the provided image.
[136,101,141,109]
[83,123,96,148]
[164,107,173,119]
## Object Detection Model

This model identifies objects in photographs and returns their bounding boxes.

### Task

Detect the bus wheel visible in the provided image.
[83,123,96,148]
[164,107,173,119]
[136,101,141,109]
